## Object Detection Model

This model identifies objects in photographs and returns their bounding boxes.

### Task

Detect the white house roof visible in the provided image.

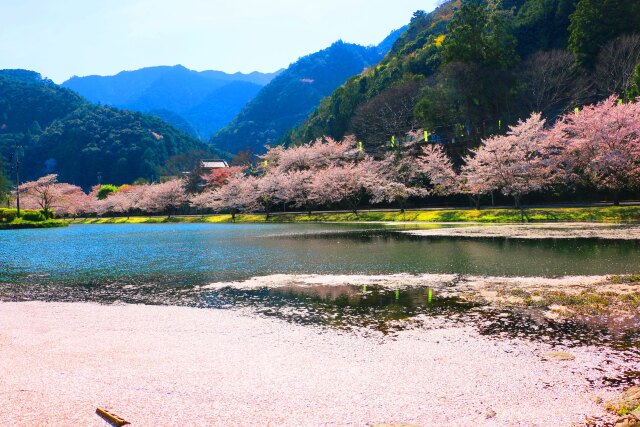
[200,160,229,169]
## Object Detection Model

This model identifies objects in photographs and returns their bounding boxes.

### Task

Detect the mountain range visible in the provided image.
[4,0,638,191]
[210,28,406,154]
[289,0,640,152]
[63,65,281,140]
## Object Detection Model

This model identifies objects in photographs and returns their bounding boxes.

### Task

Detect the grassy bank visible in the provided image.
[69,205,640,224]
[0,208,68,230]
[0,218,68,230]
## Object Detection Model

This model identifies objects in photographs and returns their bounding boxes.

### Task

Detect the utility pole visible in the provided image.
[14,144,22,217]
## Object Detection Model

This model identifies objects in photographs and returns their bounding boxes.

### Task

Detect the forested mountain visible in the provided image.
[210,30,404,154]
[289,0,640,154]
[63,65,280,140]
[0,70,212,189]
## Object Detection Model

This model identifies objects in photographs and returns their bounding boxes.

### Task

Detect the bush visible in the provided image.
[97,184,119,200]
[21,211,46,222]
[0,208,17,223]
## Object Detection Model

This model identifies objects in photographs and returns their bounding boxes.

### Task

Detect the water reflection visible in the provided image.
[209,285,477,333]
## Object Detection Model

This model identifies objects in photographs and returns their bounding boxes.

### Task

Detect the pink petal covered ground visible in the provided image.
[0,301,616,426]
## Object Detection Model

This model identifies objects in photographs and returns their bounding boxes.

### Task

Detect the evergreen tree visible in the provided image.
[568,0,638,67]
[441,0,518,69]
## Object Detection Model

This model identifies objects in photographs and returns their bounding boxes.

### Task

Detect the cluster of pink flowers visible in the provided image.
[18,178,189,218]
[16,96,640,217]
[421,96,640,207]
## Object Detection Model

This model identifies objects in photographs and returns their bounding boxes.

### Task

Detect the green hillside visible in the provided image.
[210,38,400,154]
[0,70,212,189]
[289,0,640,153]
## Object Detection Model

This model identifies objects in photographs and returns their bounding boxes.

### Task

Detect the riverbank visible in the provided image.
[68,204,640,225]
[0,218,68,230]
[402,222,640,239]
[0,301,626,426]
[205,272,640,329]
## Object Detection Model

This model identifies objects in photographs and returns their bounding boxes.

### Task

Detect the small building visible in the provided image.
[200,159,229,171]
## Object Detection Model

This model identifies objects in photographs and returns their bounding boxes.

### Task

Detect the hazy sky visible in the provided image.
[0,0,439,83]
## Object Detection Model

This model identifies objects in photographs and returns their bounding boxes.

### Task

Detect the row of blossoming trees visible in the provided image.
[16,96,640,218]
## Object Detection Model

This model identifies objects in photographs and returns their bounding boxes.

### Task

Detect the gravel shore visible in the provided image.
[0,301,623,426]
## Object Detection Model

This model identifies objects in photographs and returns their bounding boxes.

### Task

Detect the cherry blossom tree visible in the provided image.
[20,174,61,218]
[101,185,144,218]
[191,174,255,221]
[261,136,360,174]
[370,151,427,212]
[462,113,562,208]
[52,183,91,217]
[138,180,188,217]
[551,96,640,205]
[310,159,377,214]
[418,145,461,197]
[252,173,289,219]
[280,170,316,215]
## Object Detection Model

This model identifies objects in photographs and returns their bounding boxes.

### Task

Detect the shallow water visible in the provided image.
[2,223,640,289]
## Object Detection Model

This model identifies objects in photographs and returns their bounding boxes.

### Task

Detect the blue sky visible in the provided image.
[0,0,439,83]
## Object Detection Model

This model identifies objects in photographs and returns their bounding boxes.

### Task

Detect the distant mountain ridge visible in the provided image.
[63,65,281,140]
[1,69,211,188]
[210,28,405,154]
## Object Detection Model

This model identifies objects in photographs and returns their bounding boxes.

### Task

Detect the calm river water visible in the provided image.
[2,223,640,285]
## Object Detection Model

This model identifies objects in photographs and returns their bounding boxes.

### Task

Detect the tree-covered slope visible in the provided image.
[289,0,640,153]
[210,35,403,154]
[0,70,211,188]
[287,1,461,149]
[63,65,279,140]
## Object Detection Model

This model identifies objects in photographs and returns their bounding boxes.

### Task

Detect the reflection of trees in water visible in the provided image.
[218,285,474,333]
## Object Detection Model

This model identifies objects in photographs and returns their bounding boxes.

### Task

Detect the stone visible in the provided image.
[614,414,639,427]
[620,387,640,412]
[544,351,576,361]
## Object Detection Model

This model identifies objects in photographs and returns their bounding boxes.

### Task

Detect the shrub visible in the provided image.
[21,211,46,222]
[0,208,17,223]
[97,184,119,200]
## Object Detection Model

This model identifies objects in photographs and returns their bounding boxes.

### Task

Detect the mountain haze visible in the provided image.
[63,65,280,140]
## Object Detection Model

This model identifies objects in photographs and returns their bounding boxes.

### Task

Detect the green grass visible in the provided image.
[609,273,640,284]
[68,205,640,225]
[0,218,68,230]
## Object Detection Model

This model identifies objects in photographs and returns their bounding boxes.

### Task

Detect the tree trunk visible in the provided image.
[613,191,620,206]
[469,196,480,209]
